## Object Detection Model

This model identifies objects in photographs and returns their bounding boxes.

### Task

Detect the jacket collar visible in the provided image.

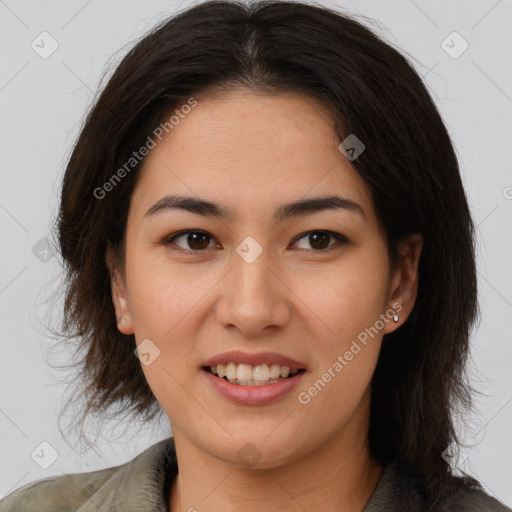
[76,437,177,512]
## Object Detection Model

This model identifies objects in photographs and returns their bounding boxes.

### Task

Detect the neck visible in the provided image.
[169,397,383,512]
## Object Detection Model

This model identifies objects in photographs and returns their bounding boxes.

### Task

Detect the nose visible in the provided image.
[215,245,290,336]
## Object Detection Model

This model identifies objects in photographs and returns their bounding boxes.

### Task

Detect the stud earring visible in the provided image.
[393,313,399,322]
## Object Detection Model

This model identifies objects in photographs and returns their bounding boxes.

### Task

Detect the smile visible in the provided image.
[204,363,305,386]
[201,365,306,405]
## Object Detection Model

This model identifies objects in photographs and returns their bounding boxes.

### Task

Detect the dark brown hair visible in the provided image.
[54,0,478,503]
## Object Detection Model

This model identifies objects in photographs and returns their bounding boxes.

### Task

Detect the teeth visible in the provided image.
[228,378,281,386]
[236,364,253,381]
[280,366,290,378]
[225,362,237,380]
[269,363,281,379]
[208,362,302,384]
[253,364,270,381]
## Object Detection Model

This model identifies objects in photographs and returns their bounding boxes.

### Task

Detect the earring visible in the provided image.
[393,313,399,322]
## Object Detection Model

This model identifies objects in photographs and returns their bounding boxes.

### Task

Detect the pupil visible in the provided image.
[310,231,329,249]
[189,232,209,250]
[188,232,330,251]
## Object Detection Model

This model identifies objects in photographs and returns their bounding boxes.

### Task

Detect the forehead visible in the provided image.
[130,88,375,223]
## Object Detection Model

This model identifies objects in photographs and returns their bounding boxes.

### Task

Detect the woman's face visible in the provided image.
[111,88,422,468]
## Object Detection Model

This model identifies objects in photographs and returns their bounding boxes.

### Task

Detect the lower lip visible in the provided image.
[201,368,306,405]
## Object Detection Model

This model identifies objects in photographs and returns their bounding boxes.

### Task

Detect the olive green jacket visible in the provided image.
[0,437,510,511]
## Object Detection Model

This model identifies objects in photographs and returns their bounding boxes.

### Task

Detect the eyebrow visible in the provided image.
[145,193,366,222]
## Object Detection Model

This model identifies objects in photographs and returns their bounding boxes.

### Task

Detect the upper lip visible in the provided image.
[202,350,307,370]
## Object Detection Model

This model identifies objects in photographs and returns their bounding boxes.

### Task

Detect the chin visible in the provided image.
[206,431,307,470]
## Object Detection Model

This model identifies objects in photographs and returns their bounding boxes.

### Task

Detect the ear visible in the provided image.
[382,232,423,334]
[105,248,134,335]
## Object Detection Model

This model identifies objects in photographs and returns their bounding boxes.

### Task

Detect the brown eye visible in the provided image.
[293,230,348,251]
[166,230,216,251]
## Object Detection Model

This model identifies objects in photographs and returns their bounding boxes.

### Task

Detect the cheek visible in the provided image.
[125,245,215,337]
[292,251,390,341]
[291,249,389,406]
[124,256,208,410]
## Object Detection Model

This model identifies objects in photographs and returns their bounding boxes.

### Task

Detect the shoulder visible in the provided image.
[0,437,176,512]
[389,460,511,512]
[0,464,120,512]
[430,477,511,512]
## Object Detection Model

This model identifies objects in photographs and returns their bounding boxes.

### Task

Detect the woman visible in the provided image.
[0,1,509,511]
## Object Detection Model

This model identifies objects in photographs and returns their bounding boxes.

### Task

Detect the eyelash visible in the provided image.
[162,229,349,253]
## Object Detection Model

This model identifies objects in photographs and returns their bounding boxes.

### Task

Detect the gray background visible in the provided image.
[0,0,511,506]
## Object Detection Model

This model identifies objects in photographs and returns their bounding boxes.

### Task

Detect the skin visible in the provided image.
[109,87,423,512]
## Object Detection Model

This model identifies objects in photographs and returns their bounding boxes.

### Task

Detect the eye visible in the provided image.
[163,229,349,253]
[164,230,218,251]
[292,230,349,251]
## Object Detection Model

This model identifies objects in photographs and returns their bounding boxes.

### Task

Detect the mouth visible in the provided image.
[202,364,307,386]
[201,351,308,404]
[201,361,307,405]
